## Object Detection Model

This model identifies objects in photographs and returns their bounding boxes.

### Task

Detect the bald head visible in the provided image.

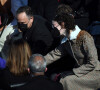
[28,54,46,73]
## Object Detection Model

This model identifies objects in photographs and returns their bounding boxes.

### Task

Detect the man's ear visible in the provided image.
[30,16,33,23]
[45,67,48,72]
[71,14,74,18]
[27,68,30,73]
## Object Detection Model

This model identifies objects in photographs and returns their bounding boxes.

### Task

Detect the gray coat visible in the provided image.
[45,30,100,90]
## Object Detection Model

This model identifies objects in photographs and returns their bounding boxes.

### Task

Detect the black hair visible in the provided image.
[16,6,33,18]
[0,13,8,27]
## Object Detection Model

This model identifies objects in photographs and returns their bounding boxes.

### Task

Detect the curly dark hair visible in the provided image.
[54,13,75,34]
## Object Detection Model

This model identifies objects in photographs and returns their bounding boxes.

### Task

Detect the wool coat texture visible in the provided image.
[45,30,100,90]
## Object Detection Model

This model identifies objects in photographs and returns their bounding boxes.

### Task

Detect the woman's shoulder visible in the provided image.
[77,30,93,41]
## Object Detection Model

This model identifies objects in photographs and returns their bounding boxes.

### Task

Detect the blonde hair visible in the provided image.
[7,39,32,76]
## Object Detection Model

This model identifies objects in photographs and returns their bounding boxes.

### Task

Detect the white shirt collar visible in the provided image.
[61,25,81,44]
[69,25,81,40]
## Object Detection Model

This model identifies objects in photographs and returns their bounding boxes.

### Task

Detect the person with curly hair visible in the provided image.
[45,13,100,90]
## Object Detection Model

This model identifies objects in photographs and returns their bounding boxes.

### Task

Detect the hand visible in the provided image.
[52,20,66,36]
[59,28,66,36]
[52,20,61,30]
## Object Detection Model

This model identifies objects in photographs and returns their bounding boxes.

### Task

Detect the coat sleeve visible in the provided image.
[44,43,67,65]
[73,32,98,77]
[0,57,6,69]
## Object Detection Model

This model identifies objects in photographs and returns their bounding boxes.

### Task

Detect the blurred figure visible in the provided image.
[0,13,18,60]
[0,0,20,60]
[10,0,28,25]
[16,54,63,90]
[28,0,59,23]
[0,38,32,89]
[11,0,28,17]
[0,57,6,69]
[59,1,89,29]
[84,0,100,23]
[60,0,100,25]
[0,0,13,24]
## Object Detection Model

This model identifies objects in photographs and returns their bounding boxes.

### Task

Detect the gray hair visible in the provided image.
[28,54,46,73]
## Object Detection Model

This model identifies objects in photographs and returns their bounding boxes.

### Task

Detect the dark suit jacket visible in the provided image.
[0,68,32,90]
[23,15,54,55]
[44,30,100,89]
[15,75,63,90]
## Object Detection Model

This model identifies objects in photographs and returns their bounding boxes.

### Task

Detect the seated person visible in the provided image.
[10,0,28,25]
[45,13,100,90]
[16,54,63,90]
[16,6,54,55]
[0,38,32,89]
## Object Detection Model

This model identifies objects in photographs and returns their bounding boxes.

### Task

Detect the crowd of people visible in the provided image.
[0,0,100,90]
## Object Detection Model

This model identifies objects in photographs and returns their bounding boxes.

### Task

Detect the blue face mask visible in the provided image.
[18,22,28,32]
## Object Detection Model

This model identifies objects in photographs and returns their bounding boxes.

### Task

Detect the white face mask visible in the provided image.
[69,25,81,40]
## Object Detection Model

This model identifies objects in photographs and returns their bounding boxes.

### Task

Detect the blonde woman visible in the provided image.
[0,38,32,89]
